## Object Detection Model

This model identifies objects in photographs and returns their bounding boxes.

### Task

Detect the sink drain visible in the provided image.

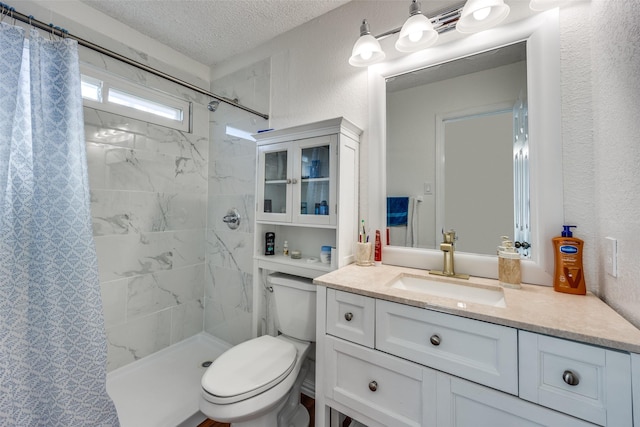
[201,360,213,368]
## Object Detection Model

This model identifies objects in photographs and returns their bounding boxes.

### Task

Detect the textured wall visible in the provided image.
[559,3,597,291]
[590,0,640,326]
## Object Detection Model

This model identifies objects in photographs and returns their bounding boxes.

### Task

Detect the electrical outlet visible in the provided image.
[605,237,617,277]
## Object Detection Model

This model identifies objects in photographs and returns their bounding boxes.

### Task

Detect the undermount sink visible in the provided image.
[390,275,506,308]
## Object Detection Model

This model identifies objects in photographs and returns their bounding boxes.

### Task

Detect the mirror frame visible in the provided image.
[367,9,562,285]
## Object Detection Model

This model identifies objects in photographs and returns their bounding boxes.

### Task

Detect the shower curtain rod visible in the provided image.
[1,3,270,121]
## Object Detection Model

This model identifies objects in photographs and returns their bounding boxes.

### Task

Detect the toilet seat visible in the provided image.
[201,335,297,405]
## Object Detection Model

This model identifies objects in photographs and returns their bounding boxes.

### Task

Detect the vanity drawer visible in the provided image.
[326,289,375,348]
[375,299,518,394]
[519,331,632,426]
[324,335,434,427]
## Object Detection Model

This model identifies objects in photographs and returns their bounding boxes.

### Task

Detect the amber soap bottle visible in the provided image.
[552,225,586,295]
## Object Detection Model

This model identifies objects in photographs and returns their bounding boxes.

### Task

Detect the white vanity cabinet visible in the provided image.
[376,299,518,394]
[316,286,634,427]
[434,373,596,427]
[519,331,632,426]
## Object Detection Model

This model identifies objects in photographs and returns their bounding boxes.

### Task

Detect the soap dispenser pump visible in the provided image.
[498,236,521,289]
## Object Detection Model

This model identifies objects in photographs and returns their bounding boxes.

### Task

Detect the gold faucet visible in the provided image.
[429,229,469,279]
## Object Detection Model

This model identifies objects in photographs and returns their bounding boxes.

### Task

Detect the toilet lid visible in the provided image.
[201,335,297,402]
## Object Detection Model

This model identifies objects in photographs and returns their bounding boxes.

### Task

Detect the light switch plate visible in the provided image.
[605,237,617,277]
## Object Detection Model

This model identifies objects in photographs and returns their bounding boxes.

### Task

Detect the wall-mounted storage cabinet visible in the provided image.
[252,118,361,336]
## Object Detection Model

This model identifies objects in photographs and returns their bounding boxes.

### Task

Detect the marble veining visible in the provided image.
[80,45,211,371]
[314,263,640,354]
[203,58,270,344]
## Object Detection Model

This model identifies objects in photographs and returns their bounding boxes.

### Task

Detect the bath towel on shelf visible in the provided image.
[387,196,409,226]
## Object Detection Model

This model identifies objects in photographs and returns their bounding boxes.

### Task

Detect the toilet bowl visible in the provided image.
[199,273,316,427]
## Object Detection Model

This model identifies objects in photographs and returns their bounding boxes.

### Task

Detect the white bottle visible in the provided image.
[283,241,289,256]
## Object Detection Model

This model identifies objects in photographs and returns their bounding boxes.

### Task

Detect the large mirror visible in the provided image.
[386,42,528,257]
[367,9,563,285]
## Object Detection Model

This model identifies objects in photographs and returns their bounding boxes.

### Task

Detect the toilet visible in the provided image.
[200,273,316,427]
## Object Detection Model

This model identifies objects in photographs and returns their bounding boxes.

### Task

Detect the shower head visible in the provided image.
[207,100,220,112]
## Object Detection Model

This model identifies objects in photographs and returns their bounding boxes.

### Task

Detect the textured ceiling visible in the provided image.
[79,0,351,66]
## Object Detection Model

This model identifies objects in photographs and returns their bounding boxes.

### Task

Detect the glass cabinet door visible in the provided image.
[294,136,336,225]
[257,136,336,225]
[257,143,291,222]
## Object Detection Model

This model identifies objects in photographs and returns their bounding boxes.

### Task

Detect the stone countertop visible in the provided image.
[313,263,640,354]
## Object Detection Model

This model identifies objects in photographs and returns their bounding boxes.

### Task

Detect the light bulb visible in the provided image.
[360,49,373,61]
[408,30,423,42]
[473,6,491,21]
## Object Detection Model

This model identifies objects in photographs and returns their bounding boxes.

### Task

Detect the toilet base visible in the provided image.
[288,403,310,427]
[230,402,309,427]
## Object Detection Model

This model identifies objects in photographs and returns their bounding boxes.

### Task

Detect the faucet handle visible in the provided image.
[442,229,457,244]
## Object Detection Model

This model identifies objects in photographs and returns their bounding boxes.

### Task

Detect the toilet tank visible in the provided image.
[268,273,317,341]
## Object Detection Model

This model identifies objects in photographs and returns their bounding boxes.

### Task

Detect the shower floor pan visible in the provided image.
[106,332,230,427]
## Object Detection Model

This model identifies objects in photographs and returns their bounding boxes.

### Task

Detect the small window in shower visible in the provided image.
[80,65,191,132]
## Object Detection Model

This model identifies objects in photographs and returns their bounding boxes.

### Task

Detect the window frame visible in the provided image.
[80,65,192,132]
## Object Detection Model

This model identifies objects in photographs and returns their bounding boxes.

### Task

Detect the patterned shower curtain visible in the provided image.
[0,23,119,426]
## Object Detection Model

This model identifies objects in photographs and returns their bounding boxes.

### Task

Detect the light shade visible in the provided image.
[395,1,438,53]
[456,0,510,34]
[529,0,561,11]
[349,20,385,67]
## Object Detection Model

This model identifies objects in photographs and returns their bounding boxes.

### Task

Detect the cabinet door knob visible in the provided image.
[291,178,298,184]
[368,381,378,392]
[344,312,353,321]
[430,334,441,346]
[287,178,292,184]
[562,370,579,386]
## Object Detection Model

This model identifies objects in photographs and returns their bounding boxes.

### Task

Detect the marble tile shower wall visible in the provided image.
[205,59,270,345]
[74,40,210,371]
[86,108,208,371]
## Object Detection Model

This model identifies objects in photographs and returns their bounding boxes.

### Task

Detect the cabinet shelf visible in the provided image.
[256,220,336,229]
[255,254,334,279]
[301,177,330,182]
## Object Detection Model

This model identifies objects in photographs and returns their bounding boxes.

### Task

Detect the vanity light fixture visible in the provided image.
[456,0,510,33]
[348,19,386,67]
[395,0,438,53]
[349,1,462,67]
[349,0,561,67]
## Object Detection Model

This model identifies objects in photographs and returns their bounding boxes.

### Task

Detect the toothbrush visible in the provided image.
[361,219,366,242]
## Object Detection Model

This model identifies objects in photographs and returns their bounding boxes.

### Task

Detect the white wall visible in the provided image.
[26,0,210,84]
[212,0,640,328]
[590,0,640,327]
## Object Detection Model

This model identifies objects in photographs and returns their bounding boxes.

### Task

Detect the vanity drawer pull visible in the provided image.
[344,312,354,321]
[430,334,441,346]
[368,380,378,392]
[562,370,579,386]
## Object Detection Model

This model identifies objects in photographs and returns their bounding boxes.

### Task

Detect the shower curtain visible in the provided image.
[0,24,119,426]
